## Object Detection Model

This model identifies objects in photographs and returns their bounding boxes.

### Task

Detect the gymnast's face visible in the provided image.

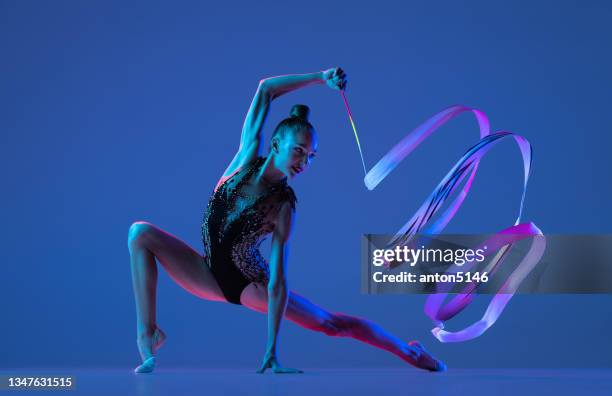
[273,129,318,179]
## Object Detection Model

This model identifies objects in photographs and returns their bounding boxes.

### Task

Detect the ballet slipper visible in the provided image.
[135,326,166,373]
[409,341,447,372]
[134,356,156,374]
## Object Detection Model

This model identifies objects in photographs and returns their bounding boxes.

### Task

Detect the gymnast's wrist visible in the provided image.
[316,70,325,83]
[264,344,278,357]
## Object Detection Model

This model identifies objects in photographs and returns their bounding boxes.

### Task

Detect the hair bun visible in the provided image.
[289,104,310,121]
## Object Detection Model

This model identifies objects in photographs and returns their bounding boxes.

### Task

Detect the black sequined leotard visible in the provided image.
[201,156,297,305]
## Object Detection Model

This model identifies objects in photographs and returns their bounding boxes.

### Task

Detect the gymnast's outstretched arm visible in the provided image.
[256,201,302,374]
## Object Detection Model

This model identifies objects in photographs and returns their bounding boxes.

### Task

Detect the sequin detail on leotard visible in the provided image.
[201,156,297,304]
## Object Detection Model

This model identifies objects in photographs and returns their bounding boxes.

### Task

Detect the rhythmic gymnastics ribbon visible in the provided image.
[339,90,546,343]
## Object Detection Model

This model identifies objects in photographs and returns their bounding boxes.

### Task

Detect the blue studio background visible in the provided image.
[1,0,611,369]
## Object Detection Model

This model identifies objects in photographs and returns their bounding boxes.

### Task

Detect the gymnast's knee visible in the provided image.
[128,221,154,249]
[319,314,349,337]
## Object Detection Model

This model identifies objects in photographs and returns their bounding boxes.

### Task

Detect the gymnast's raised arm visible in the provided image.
[219,69,346,182]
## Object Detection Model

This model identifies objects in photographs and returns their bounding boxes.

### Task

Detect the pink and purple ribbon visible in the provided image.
[340,90,545,342]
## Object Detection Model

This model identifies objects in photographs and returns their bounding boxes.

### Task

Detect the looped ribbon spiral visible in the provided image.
[340,91,546,342]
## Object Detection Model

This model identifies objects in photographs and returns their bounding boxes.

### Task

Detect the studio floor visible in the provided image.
[2,368,611,396]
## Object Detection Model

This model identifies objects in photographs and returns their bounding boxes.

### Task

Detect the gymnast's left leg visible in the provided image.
[240,284,446,371]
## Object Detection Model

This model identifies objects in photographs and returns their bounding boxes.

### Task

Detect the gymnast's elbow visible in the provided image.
[258,78,271,96]
[268,275,287,296]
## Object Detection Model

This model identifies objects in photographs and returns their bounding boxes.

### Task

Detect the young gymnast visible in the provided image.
[128,67,446,374]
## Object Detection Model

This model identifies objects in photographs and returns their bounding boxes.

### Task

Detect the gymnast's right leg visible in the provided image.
[127,221,226,373]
